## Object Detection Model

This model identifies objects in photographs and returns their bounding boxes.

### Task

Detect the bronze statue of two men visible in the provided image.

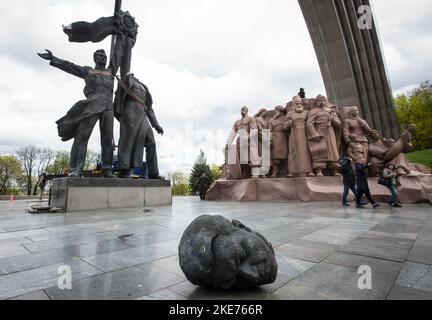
[38,8,163,179]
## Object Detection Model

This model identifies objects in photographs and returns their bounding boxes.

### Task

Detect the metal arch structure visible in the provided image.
[299,0,400,139]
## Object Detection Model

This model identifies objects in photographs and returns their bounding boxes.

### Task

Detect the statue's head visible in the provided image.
[274,105,286,118]
[370,130,380,141]
[292,96,304,113]
[407,123,417,133]
[254,108,267,118]
[315,95,328,108]
[178,215,278,290]
[93,49,107,66]
[350,106,360,118]
[331,105,339,115]
[241,106,249,117]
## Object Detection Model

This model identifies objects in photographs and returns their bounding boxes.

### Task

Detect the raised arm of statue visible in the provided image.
[107,33,134,76]
[38,50,91,79]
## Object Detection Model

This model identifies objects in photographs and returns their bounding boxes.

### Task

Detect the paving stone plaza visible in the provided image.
[0,197,431,300]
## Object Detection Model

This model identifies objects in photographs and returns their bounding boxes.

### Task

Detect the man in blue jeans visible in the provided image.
[340,156,357,206]
[383,164,402,208]
[355,159,380,209]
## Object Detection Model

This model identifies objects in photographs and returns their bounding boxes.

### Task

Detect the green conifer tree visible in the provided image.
[189,150,213,195]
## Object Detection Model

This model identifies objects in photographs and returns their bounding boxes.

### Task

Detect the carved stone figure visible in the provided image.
[285,96,314,177]
[347,140,366,163]
[342,106,373,161]
[254,109,270,131]
[369,129,414,176]
[306,95,342,176]
[254,109,270,177]
[384,124,416,161]
[178,215,278,290]
[227,107,261,179]
[269,106,288,178]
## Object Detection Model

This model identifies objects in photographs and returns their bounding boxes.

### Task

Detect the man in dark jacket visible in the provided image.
[340,157,357,206]
[355,159,380,209]
[197,173,211,200]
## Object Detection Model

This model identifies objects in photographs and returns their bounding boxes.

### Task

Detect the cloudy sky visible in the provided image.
[0,0,431,174]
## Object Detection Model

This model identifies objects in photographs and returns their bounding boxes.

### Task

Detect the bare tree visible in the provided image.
[32,148,54,195]
[16,146,55,196]
[16,145,39,195]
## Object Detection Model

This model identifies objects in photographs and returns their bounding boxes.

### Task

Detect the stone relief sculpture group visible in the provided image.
[225,91,416,180]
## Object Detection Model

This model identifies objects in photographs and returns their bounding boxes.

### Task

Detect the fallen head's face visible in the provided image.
[94,50,107,66]
[178,215,278,290]
[241,106,248,117]
[210,221,277,289]
[350,107,359,117]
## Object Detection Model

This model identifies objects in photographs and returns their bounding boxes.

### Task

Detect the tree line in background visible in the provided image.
[0,146,100,196]
[395,81,432,151]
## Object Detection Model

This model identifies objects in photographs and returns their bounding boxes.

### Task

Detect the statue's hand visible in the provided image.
[155,126,164,135]
[38,49,53,61]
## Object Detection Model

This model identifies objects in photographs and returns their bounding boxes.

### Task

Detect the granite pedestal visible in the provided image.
[50,178,172,212]
[206,175,432,204]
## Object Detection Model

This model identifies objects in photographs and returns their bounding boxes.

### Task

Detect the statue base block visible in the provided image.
[206,175,432,204]
[50,178,172,212]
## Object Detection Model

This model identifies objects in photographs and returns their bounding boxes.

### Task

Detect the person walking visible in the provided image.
[355,159,380,209]
[383,164,402,208]
[340,156,357,206]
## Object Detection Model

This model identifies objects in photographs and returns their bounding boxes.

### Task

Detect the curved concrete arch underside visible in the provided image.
[298,0,400,139]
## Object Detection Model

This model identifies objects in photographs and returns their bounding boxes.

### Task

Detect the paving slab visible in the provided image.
[9,290,51,300]
[275,240,338,263]
[136,288,187,300]
[337,239,410,262]
[81,245,176,272]
[45,263,184,300]
[0,258,102,300]
[0,244,29,259]
[324,252,402,278]
[370,222,422,234]
[260,254,315,293]
[395,261,432,293]
[387,285,432,300]
[268,262,395,300]
[0,249,71,274]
